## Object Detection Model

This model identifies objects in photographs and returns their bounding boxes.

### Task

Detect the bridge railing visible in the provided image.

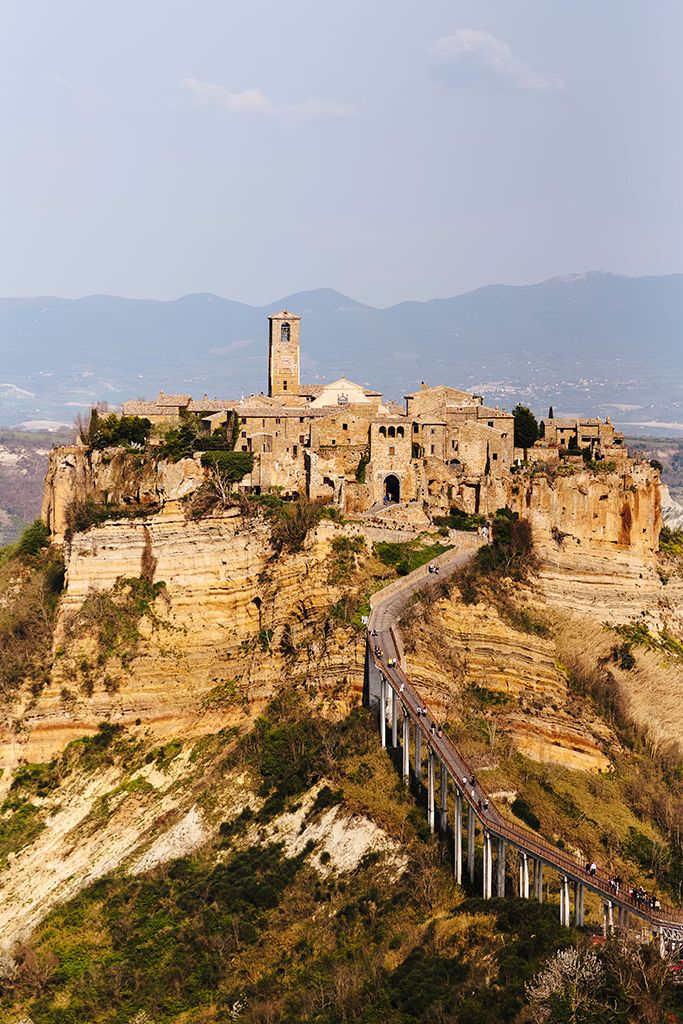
[370,644,683,931]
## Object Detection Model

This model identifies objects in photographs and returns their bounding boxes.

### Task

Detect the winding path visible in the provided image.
[366,543,683,952]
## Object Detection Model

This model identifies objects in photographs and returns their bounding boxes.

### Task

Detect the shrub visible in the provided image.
[512,405,539,450]
[511,797,541,831]
[16,520,50,558]
[90,414,151,450]
[200,450,254,481]
[434,510,484,532]
[270,497,327,553]
[355,451,370,483]
[375,539,450,576]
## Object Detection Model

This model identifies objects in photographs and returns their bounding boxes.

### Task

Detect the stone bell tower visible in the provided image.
[268,310,300,397]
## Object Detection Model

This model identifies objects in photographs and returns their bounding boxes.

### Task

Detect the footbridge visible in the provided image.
[364,545,683,956]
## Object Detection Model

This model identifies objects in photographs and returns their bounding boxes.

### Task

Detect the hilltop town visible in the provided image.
[121,309,628,519]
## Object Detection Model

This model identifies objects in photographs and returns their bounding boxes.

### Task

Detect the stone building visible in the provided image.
[121,311,626,515]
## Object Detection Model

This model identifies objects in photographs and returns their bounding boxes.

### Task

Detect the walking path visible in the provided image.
[366,543,683,950]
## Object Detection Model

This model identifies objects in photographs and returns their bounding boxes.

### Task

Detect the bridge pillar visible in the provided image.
[467,804,475,884]
[379,675,386,748]
[364,638,383,708]
[483,832,492,899]
[574,883,584,927]
[560,876,570,927]
[518,852,529,899]
[454,789,463,885]
[603,900,614,937]
[427,751,435,833]
[414,728,422,782]
[440,761,448,832]
[391,686,398,747]
[402,713,410,782]
[535,860,544,902]
[497,839,506,897]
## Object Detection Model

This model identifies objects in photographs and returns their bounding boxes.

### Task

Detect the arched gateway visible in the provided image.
[384,474,400,503]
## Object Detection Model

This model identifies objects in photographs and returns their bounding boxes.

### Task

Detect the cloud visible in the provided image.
[289,99,354,120]
[180,78,353,119]
[431,29,561,92]
[181,78,272,112]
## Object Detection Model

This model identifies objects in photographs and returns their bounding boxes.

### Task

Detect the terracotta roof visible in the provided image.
[267,309,301,320]
[156,392,192,407]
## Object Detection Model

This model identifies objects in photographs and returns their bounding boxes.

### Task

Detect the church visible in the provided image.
[122,311,621,516]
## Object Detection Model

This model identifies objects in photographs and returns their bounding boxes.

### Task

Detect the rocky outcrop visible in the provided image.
[1,513,370,772]
[402,592,612,771]
[41,446,206,542]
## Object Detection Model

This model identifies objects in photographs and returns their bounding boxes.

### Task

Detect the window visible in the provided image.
[389,446,395,455]
[451,440,456,450]
[397,426,404,437]
[413,424,419,434]
[241,431,247,438]
[342,423,348,431]
[332,439,336,445]
[492,453,498,460]
[488,421,494,427]
[379,426,387,437]
[431,428,435,436]
[293,445,298,457]
[276,417,281,424]
[280,322,290,342]
[262,443,267,452]
[300,417,304,423]
[299,434,305,444]
[430,445,435,455]
[283,381,288,391]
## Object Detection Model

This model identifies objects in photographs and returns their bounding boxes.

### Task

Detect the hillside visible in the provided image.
[0,474,682,1021]
[1,272,682,429]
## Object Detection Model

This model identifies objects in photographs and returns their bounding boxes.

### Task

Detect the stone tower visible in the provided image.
[268,310,300,397]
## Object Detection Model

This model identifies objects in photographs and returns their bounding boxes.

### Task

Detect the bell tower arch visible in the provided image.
[268,310,301,397]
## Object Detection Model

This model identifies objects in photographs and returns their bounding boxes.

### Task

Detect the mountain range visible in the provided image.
[0,271,681,431]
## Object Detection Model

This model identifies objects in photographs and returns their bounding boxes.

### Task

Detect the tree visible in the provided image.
[513,405,540,451]
[548,405,554,419]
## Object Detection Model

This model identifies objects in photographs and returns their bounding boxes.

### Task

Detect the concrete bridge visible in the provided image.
[364,545,683,956]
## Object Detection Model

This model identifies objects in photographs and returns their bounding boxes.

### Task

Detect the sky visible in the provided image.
[0,0,681,307]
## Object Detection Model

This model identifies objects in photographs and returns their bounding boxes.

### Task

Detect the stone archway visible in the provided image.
[384,474,400,503]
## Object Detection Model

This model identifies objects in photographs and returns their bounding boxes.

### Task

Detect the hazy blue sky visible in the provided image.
[1,1,681,305]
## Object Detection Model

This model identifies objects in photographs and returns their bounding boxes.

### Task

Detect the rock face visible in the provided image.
[402,593,612,772]
[508,464,661,562]
[1,511,368,773]
[505,465,683,630]
[41,446,206,542]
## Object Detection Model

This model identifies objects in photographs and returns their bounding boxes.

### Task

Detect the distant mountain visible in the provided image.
[1,272,682,431]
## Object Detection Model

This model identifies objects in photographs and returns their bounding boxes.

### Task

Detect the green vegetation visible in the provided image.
[611,621,683,664]
[375,537,450,577]
[90,413,152,450]
[0,542,64,699]
[200,449,254,480]
[64,496,161,536]
[511,796,541,832]
[434,509,485,532]
[16,519,51,558]
[457,508,537,609]
[65,576,166,668]
[661,526,683,563]
[584,459,618,474]
[512,404,539,450]
[355,450,370,483]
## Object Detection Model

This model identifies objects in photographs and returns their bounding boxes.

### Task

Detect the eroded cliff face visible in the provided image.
[402,590,613,772]
[41,445,206,541]
[505,465,683,630]
[1,511,371,777]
